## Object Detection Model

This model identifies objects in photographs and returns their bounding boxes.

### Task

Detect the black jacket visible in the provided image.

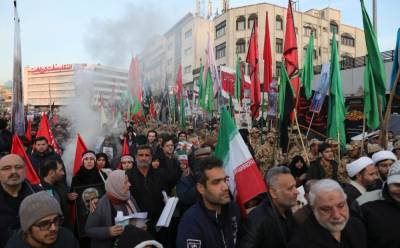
[306,158,338,181]
[5,227,79,248]
[126,166,167,231]
[41,180,73,230]
[177,200,241,248]
[158,154,182,193]
[342,183,363,207]
[0,181,41,247]
[239,197,297,248]
[29,148,64,177]
[288,214,367,248]
[360,184,400,248]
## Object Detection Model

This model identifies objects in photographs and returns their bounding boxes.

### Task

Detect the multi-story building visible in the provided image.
[23,64,128,107]
[138,13,213,92]
[214,3,366,80]
[0,85,12,109]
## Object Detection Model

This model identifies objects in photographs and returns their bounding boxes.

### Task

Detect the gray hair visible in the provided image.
[308,179,347,206]
[265,166,291,188]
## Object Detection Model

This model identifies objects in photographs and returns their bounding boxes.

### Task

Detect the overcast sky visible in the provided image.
[0,0,398,83]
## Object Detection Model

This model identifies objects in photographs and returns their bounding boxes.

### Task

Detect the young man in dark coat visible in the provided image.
[0,154,42,247]
[288,179,367,248]
[239,166,299,248]
[5,191,79,248]
[307,143,339,181]
[177,156,241,248]
[360,161,400,248]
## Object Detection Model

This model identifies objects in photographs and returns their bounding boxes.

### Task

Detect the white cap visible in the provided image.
[347,157,374,178]
[372,150,397,164]
[387,160,400,184]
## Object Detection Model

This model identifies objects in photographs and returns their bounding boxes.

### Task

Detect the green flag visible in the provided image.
[234,56,242,100]
[132,93,141,115]
[197,64,204,105]
[327,32,346,146]
[204,69,214,113]
[360,0,386,106]
[364,56,380,129]
[278,65,294,120]
[301,33,314,100]
[179,97,185,128]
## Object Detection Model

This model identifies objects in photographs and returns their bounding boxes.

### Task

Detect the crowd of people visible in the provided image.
[0,113,399,248]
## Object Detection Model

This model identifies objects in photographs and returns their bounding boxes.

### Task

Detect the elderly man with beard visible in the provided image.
[0,154,41,247]
[239,166,299,248]
[360,161,400,248]
[288,179,367,248]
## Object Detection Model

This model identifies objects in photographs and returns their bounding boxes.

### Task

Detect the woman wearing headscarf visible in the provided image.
[96,152,113,177]
[289,155,308,187]
[85,170,140,248]
[70,150,105,247]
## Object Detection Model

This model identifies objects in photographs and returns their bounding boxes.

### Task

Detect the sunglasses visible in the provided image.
[32,215,64,231]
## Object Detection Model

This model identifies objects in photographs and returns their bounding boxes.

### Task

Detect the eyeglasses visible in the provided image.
[32,215,63,231]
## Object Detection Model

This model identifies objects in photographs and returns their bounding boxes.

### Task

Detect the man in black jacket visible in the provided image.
[177,156,240,248]
[40,159,73,230]
[288,179,367,248]
[307,143,339,181]
[29,136,64,177]
[239,166,299,248]
[0,154,41,247]
[360,161,400,248]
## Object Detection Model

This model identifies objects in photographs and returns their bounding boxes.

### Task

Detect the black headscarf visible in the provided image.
[289,155,308,178]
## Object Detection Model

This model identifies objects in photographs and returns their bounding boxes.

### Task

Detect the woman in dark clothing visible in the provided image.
[289,155,308,187]
[96,152,112,179]
[70,150,105,247]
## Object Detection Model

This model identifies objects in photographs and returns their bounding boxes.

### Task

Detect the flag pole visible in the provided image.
[305,112,315,139]
[383,69,400,147]
[294,108,310,165]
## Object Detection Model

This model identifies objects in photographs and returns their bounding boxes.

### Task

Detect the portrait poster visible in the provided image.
[74,183,105,237]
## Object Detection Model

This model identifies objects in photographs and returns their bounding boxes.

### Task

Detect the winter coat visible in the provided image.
[176,174,197,212]
[29,148,64,177]
[176,200,241,248]
[360,184,400,248]
[0,180,41,247]
[288,214,367,248]
[85,194,140,248]
[239,196,297,248]
[158,154,182,193]
[5,227,79,248]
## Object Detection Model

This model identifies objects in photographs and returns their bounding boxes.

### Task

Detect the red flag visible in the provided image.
[220,68,236,97]
[149,98,157,119]
[25,120,32,142]
[176,64,183,102]
[127,57,143,108]
[36,113,61,154]
[246,20,261,119]
[122,137,130,156]
[263,12,273,93]
[283,0,300,99]
[11,135,40,185]
[73,134,88,176]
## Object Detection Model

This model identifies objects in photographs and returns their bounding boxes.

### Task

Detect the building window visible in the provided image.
[184,65,192,74]
[303,46,318,59]
[276,61,282,77]
[341,54,355,68]
[236,16,246,31]
[216,42,226,59]
[330,21,338,33]
[236,39,246,54]
[184,47,192,56]
[341,34,355,47]
[184,29,192,39]
[276,15,283,30]
[216,21,226,38]
[248,14,258,29]
[303,26,313,36]
[276,38,283,53]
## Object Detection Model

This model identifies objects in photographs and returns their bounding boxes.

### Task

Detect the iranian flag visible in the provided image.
[215,107,267,212]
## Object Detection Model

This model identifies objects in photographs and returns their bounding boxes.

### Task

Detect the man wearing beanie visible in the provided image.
[5,191,79,248]
[342,157,379,205]
[0,154,41,247]
[360,161,400,248]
